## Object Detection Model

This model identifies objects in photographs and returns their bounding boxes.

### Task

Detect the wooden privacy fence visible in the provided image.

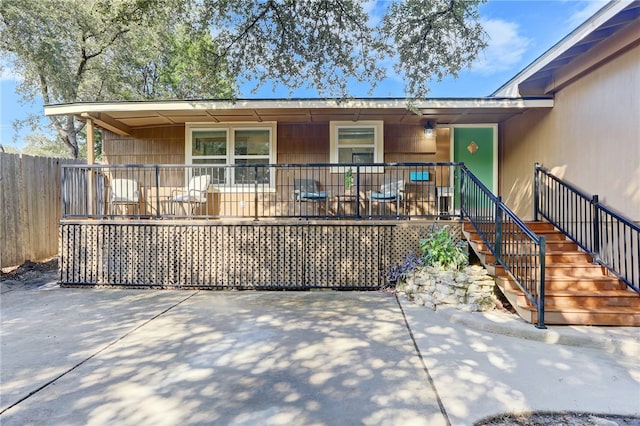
[0,153,84,268]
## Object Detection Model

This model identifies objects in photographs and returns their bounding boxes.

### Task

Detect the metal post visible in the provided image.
[494,196,502,262]
[536,236,547,329]
[355,165,361,219]
[61,166,67,218]
[155,165,161,219]
[253,165,259,221]
[459,166,465,220]
[533,162,540,222]
[591,194,600,263]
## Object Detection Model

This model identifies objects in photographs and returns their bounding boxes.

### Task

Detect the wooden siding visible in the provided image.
[103,126,185,165]
[102,122,452,166]
[501,43,640,221]
[277,122,329,163]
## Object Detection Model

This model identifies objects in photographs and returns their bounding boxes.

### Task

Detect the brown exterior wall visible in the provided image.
[103,122,451,166]
[501,43,640,221]
[103,126,186,165]
[277,122,329,163]
[385,126,449,163]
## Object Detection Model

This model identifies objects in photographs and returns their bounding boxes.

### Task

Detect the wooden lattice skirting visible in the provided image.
[59,219,462,289]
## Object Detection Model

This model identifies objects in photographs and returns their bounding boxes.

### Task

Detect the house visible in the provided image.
[45,1,639,326]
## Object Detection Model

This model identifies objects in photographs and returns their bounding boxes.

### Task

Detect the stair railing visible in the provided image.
[534,164,639,294]
[461,165,547,328]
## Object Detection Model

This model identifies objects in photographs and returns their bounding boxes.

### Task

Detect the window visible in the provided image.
[191,129,228,183]
[187,123,276,188]
[330,121,383,171]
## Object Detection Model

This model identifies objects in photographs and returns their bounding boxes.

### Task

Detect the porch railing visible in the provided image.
[61,162,462,220]
[535,164,640,294]
[461,165,547,328]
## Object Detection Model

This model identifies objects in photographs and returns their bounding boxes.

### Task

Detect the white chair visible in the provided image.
[109,178,140,215]
[369,179,405,217]
[171,175,211,215]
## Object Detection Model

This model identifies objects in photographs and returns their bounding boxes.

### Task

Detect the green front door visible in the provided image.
[453,126,496,191]
[452,126,497,209]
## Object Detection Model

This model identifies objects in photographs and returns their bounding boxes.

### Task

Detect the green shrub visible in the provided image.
[419,225,468,270]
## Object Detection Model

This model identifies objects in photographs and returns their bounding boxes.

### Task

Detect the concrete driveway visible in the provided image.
[1,279,639,425]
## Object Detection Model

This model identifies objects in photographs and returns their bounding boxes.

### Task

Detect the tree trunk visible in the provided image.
[51,115,79,159]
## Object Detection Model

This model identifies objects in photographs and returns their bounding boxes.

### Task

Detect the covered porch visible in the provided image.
[51,99,544,309]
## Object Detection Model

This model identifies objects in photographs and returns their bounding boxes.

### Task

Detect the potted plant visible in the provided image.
[344,167,354,193]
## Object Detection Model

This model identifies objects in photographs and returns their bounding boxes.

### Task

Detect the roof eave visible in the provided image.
[491,0,633,97]
[44,97,554,118]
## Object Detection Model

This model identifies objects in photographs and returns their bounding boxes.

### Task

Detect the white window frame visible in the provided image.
[190,128,229,164]
[186,122,277,190]
[329,120,384,173]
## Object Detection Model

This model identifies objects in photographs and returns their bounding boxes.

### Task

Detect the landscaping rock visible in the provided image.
[396,265,499,312]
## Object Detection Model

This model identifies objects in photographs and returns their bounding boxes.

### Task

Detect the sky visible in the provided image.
[0,0,609,150]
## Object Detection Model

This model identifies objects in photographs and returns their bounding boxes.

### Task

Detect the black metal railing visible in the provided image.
[535,164,639,294]
[461,165,547,328]
[61,162,462,220]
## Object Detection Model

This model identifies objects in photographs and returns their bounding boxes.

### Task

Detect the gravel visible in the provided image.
[475,412,640,426]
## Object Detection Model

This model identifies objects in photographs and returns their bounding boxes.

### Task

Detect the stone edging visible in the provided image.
[396,265,498,312]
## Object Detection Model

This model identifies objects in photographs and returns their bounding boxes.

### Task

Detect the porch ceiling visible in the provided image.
[45,98,553,136]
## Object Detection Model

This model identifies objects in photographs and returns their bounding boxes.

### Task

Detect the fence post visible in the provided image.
[494,196,502,262]
[591,194,600,263]
[533,163,540,222]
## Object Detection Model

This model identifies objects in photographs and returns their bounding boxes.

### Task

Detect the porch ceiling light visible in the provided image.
[424,121,434,138]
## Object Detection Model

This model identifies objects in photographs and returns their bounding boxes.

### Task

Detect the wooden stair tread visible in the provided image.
[465,239,579,253]
[522,307,640,326]
[498,279,627,293]
[469,245,586,255]
[537,276,620,282]
[521,305,640,314]
[507,289,637,297]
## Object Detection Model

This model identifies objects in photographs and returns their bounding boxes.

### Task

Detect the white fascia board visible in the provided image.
[492,0,632,97]
[44,98,553,117]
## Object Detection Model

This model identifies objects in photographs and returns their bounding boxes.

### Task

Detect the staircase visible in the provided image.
[463,221,640,326]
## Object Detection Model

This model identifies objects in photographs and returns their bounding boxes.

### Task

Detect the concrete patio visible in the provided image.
[1,277,638,426]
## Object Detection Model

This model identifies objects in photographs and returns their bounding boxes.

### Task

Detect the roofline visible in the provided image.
[491,0,633,97]
[44,97,554,117]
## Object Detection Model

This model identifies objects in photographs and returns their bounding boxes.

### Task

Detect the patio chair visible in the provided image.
[170,175,211,216]
[294,178,328,217]
[368,179,405,217]
[109,178,140,215]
